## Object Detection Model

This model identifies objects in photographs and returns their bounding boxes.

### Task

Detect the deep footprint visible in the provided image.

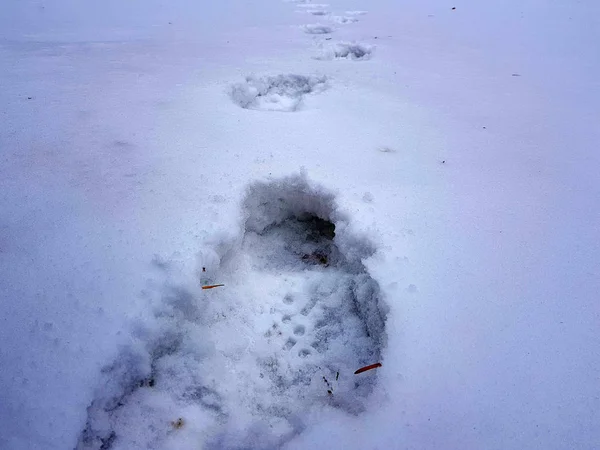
[76,174,387,450]
[241,175,387,412]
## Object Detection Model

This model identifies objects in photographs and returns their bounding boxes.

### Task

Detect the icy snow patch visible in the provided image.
[77,174,387,449]
[230,74,328,112]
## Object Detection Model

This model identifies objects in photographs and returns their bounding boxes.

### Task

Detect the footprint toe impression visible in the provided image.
[293,325,306,336]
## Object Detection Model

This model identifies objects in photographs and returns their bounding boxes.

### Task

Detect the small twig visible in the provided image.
[202,284,225,290]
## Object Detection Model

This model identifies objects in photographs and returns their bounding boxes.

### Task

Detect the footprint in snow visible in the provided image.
[77,174,388,450]
[303,23,334,34]
[230,74,328,112]
[315,41,374,61]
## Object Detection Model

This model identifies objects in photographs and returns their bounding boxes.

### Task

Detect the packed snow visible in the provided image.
[1,0,599,449]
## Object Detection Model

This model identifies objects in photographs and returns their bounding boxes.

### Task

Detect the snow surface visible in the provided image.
[1,0,599,449]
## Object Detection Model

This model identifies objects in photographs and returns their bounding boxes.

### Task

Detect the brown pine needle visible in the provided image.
[354,362,382,374]
[202,284,225,290]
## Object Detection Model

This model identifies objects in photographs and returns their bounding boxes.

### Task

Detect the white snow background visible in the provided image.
[1,0,599,449]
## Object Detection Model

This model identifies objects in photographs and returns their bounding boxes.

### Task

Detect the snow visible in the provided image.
[1,0,599,449]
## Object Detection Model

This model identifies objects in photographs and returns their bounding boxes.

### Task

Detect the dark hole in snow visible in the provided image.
[297,214,336,240]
